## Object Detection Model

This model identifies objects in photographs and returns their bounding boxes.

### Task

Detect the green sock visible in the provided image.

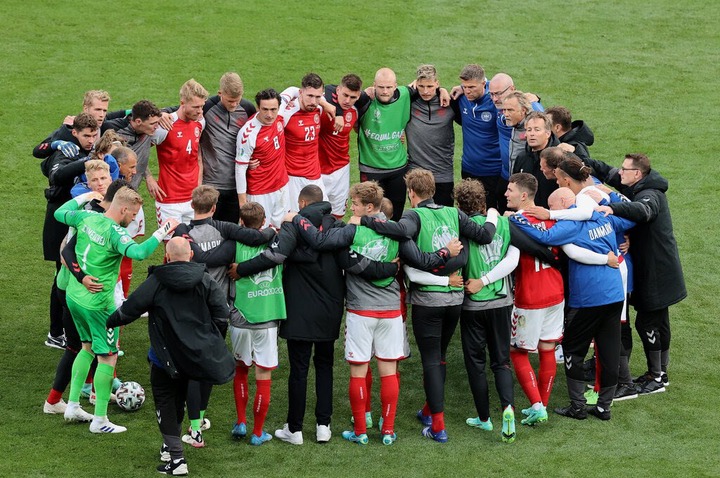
[200,410,206,421]
[93,363,114,417]
[68,350,94,402]
[190,418,201,432]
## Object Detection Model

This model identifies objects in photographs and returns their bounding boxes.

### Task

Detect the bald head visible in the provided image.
[165,237,192,262]
[489,73,515,107]
[548,187,576,210]
[374,68,397,103]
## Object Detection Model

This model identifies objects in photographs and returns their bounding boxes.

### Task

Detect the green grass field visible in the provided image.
[1,0,718,476]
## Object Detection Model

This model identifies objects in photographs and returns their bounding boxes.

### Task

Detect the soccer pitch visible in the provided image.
[1,0,717,476]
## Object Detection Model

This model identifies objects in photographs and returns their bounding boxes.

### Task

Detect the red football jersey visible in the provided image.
[280,105,321,179]
[235,115,289,195]
[513,214,564,309]
[154,115,205,203]
[319,104,357,175]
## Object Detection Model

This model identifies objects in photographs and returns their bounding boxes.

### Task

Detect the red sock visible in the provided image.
[364,368,373,413]
[119,256,133,298]
[349,376,367,434]
[594,352,602,392]
[396,370,401,389]
[47,388,63,404]
[538,348,557,406]
[422,401,431,417]
[380,374,399,435]
[431,412,445,433]
[511,349,542,405]
[233,364,249,424]
[252,379,271,437]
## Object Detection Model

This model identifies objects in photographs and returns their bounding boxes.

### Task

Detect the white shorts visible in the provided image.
[126,207,146,237]
[322,164,350,217]
[344,312,405,363]
[510,301,564,351]
[287,175,327,212]
[229,325,278,369]
[401,318,411,360]
[156,200,193,239]
[248,187,290,229]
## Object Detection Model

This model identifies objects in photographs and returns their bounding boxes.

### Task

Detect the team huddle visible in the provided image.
[35,64,686,476]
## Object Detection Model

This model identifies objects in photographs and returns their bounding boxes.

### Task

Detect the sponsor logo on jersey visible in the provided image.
[298,120,304,127]
[431,225,455,251]
[177,131,183,138]
[250,268,278,286]
[481,111,492,122]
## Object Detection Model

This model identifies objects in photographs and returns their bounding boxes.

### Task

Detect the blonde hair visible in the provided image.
[349,181,384,209]
[92,129,125,160]
[84,160,110,176]
[113,186,143,207]
[83,90,111,107]
[219,72,244,97]
[180,79,209,103]
[416,64,438,82]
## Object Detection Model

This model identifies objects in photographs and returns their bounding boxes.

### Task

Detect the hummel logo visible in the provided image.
[298,120,304,126]
[565,356,573,369]
[156,409,162,424]
[646,330,657,344]
[177,131,183,138]
[264,136,269,142]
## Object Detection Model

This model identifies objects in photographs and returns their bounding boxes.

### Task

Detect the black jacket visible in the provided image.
[606,169,687,311]
[107,261,235,384]
[512,134,561,208]
[559,119,594,161]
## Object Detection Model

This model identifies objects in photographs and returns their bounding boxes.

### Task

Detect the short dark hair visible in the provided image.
[405,169,435,200]
[191,185,219,214]
[240,202,265,229]
[625,153,651,176]
[453,179,486,215]
[73,113,98,132]
[540,147,565,169]
[131,100,161,121]
[545,106,572,132]
[298,185,323,204]
[301,73,323,89]
[255,88,281,106]
[104,179,128,202]
[509,173,538,199]
[341,73,362,92]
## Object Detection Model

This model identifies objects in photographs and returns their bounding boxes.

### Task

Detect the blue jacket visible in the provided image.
[511,211,634,308]
[457,87,500,177]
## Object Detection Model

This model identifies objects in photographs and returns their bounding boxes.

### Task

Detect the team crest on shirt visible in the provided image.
[194,127,200,137]
[345,112,353,122]
[481,112,492,122]
[313,113,320,124]
[276,122,283,132]
[374,109,381,120]
[431,225,455,251]
[120,235,131,244]
[360,238,390,262]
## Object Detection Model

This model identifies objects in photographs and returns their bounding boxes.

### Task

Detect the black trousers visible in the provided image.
[51,288,81,393]
[433,181,455,207]
[360,165,408,221]
[563,302,623,388]
[635,307,670,353]
[460,306,514,419]
[286,339,335,432]
[213,188,240,224]
[461,171,502,212]
[49,261,64,337]
[411,304,462,414]
[151,365,187,460]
